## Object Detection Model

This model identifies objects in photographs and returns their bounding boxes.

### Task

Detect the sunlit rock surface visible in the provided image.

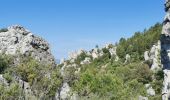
[0,25,56,66]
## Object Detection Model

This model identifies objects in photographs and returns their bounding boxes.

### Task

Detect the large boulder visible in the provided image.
[0,25,56,66]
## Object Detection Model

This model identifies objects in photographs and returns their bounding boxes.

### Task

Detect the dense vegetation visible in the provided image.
[0,23,163,100]
[0,55,62,99]
[64,23,163,99]
[69,49,163,100]
[117,23,162,61]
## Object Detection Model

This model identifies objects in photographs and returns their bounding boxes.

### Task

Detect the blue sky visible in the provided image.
[0,0,164,59]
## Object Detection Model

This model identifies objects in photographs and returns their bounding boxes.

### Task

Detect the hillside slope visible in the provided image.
[0,24,163,100]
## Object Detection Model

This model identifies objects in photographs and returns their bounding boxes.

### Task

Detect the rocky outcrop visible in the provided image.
[58,44,118,100]
[14,76,37,99]
[144,41,161,71]
[124,54,131,64]
[161,0,170,99]
[145,84,155,96]
[0,25,56,99]
[80,57,91,65]
[68,49,84,60]
[60,82,71,100]
[105,44,119,61]
[0,25,55,66]
[91,48,103,59]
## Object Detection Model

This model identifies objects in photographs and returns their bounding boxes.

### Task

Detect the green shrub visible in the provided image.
[117,23,162,61]
[0,54,12,73]
[13,56,62,98]
[71,61,148,99]
[0,82,21,100]
[3,72,13,83]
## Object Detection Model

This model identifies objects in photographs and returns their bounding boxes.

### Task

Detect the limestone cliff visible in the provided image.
[0,25,56,66]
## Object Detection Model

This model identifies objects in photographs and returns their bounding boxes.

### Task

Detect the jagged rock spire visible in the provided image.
[161,0,170,100]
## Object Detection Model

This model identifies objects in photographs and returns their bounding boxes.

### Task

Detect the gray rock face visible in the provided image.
[144,51,150,61]
[124,54,130,63]
[0,25,55,66]
[14,76,37,100]
[80,57,91,65]
[55,82,76,100]
[138,96,148,100]
[162,0,170,99]
[105,44,119,61]
[68,49,84,60]
[144,41,161,71]
[60,82,71,100]
[91,48,103,59]
[145,84,155,96]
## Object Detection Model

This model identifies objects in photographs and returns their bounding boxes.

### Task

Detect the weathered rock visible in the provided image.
[138,96,148,100]
[108,46,119,61]
[68,49,84,60]
[125,54,130,63]
[14,75,37,100]
[145,84,155,96]
[60,82,71,100]
[0,25,55,66]
[162,0,170,99]
[91,48,103,59]
[80,57,91,65]
[148,41,161,71]
[162,70,170,100]
[144,51,150,61]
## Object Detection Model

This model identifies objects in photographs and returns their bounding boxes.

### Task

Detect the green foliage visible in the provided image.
[71,60,150,99]
[135,64,152,84]
[151,70,164,94]
[0,54,12,74]
[75,52,90,64]
[12,56,62,98]
[0,82,22,100]
[0,23,163,99]
[15,57,39,83]
[3,72,13,83]
[117,23,162,61]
